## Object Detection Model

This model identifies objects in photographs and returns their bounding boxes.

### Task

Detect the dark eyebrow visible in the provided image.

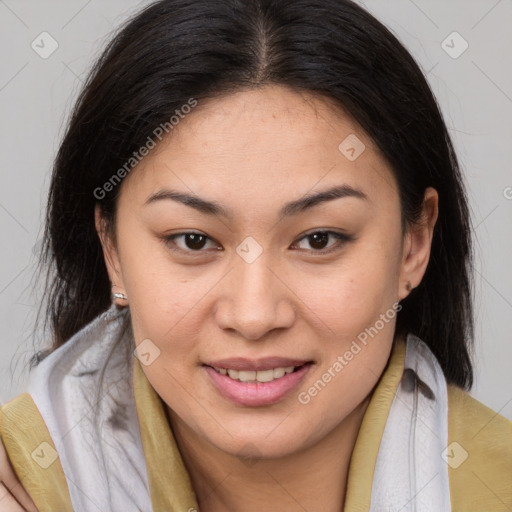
[279,185,368,220]
[144,184,369,221]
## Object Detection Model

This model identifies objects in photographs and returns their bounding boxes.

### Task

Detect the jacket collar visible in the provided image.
[133,333,407,510]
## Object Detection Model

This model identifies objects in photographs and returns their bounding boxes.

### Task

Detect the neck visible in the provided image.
[166,395,371,512]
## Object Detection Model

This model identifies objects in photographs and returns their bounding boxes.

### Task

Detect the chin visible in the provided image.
[205,423,320,462]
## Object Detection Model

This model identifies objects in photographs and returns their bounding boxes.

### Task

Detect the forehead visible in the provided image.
[120,85,398,211]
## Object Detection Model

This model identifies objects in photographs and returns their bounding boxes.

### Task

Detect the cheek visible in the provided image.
[292,238,401,335]
[118,221,198,309]
[115,231,199,350]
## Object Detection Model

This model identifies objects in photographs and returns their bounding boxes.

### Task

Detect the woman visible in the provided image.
[1,0,511,510]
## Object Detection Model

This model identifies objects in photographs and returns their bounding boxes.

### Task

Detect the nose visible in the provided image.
[214,253,296,341]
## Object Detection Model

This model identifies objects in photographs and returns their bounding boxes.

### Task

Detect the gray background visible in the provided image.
[1,0,511,421]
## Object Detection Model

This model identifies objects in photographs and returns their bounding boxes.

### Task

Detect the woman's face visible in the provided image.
[98,85,437,459]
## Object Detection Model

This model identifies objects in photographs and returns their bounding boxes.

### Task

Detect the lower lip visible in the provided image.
[203,363,313,407]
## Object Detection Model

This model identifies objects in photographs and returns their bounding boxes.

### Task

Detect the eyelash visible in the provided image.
[162,230,354,256]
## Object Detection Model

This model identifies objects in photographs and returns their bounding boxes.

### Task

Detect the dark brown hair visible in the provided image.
[37,0,474,388]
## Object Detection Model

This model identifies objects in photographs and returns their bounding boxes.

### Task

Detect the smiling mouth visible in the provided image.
[205,363,312,383]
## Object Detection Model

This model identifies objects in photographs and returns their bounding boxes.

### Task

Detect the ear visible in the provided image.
[94,204,125,291]
[398,187,439,301]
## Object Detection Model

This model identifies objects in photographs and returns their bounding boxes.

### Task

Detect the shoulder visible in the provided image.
[447,384,512,453]
[0,393,73,511]
[0,306,134,512]
[446,384,512,511]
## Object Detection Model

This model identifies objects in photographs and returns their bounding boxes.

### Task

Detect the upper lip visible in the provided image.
[203,357,312,371]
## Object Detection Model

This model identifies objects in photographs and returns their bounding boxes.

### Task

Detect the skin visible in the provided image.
[0,441,38,512]
[96,85,438,512]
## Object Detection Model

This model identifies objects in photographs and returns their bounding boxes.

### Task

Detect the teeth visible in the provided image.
[238,370,256,382]
[255,369,276,382]
[273,367,286,379]
[227,369,239,380]
[215,365,301,382]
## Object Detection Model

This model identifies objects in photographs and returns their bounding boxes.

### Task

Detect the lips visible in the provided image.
[202,357,314,406]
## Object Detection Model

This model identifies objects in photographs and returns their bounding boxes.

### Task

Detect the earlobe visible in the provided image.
[111,284,129,307]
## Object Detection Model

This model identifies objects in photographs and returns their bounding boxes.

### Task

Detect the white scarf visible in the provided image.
[27,305,451,511]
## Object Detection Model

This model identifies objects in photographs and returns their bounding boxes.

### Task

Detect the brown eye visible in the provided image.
[182,233,208,250]
[163,232,220,253]
[308,232,329,250]
[293,230,353,254]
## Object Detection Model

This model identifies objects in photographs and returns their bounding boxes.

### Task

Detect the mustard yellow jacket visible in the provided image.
[1,338,511,511]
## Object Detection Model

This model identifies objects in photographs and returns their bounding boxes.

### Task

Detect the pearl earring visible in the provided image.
[111,284,128,304]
